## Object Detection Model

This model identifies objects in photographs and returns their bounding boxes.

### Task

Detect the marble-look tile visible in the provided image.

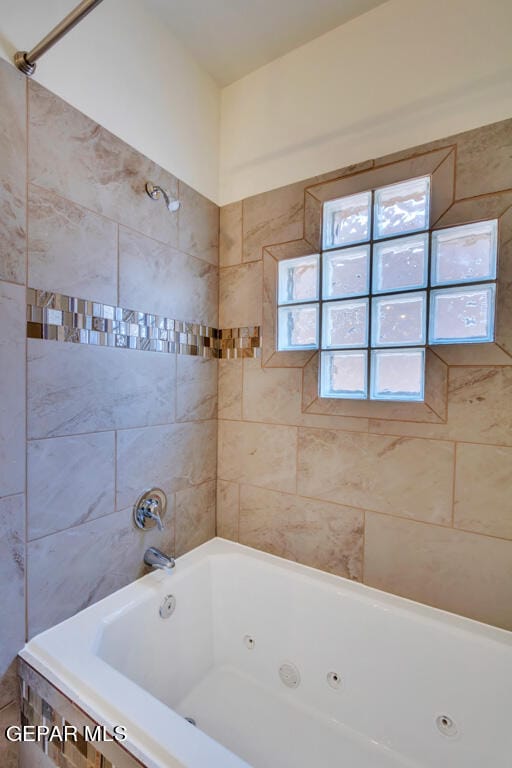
[364,512,512,630]
[298,428,454,524]
[28,339,176,439]
[0,660,18,715]
[373,137,454,168]
[218,420,297,493]
[119,226,218,326]
[28,432,115,540]
[0,282,25,498]
[242,359,302,424]
[242,182,304,263]
[434,190,512,230]
[369,366,512,446]
[220,202,242,266]
[239,485,363,579]
[308,148,452,203]
[27,507,174,637]
[218,359,243,419]
[19,741,54,768]
[217,480,239,541]
[175,480,216,556]
[242,357,368,431]
[28,185,117,304]
[430,149,455,225]
[454,118,512,200]
[303,192,321,251]
[446,367,512,445]
[116,421,217,511]
[0,702,20,768]
[308,159,375,185]
[176,356,217,421]
[219,261,262,328]
[431,343,512,367]
[178,181,219,266]
[0,58,26,284]
[28,80,179,248]
[454,443,512,540]
[0,494,25,709]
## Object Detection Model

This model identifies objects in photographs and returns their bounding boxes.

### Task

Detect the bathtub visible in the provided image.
[20,537,512,768]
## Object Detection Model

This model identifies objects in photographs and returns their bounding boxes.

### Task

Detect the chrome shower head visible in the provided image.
[145,182,180,213]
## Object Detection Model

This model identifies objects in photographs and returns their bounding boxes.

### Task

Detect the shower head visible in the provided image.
[145,182,180,213]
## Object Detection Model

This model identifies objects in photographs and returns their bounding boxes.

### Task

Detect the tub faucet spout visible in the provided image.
[144,546,175,573]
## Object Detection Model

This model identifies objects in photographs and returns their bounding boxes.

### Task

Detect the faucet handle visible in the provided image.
[142,504,163,531]
[133,488,167,531]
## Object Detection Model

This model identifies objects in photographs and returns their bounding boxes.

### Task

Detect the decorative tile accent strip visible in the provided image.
[219,326,262,359]
[27,288,261,359]
[19,659,145,768]
[19,662,142,768]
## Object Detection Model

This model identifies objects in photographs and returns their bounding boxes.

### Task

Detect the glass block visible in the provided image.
[323,245,370,299]
[320,350,368,399]
[277,304,319,350]
[431,220,498,286]
[429,284,496,344]
[374,176,430,239]
[371,348,425,401]
[372,292,426,347]
[278,254,319,304]
[373,233,429,293]
[322,298,369,349]
[323,192,371,250]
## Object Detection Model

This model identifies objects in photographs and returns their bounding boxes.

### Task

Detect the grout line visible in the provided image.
[0,491,26,503]
[116,223,120,307]
[114,430,118,512]
[361,509,366,583]
[28,477,216,545]
[218,414,512,450]
[451,442,458,527]
[24,74,30,645]
[27,181,217,269]
[236,481,241,542]
[232,480,512,544]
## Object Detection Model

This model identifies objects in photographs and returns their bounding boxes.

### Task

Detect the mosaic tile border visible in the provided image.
[27,289,261,359]
[19,676,135,767]
[18,659,145,768]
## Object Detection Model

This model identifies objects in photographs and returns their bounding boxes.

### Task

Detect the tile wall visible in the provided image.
[218,117,512,633]
[1,47,512,768]
[0,57,219,766]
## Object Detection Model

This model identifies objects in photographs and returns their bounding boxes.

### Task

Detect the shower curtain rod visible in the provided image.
[14,0,105,76]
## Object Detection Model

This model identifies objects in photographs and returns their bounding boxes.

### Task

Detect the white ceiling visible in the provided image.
[145,0,389,86]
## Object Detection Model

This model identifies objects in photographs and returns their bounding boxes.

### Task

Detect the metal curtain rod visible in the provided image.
[14,0,105,76]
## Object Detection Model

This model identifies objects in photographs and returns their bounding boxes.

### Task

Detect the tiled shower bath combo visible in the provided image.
[1,25,512,768]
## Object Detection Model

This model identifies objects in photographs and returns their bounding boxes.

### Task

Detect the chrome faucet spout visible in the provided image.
[144,546,175,573]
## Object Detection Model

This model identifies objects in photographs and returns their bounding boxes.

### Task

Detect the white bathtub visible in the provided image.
[20,538,512,768]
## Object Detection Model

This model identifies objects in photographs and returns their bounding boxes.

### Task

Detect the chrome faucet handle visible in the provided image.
[133,488,167,531]
[140,501,163,531]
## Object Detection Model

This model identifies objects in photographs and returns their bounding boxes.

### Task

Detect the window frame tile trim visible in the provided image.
[275,171,499,401]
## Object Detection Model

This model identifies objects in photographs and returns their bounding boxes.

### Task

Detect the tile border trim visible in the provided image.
[27,288,261,359]
[19,658,144,768]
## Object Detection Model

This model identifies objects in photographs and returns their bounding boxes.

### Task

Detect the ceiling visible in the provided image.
[145,0,389,86]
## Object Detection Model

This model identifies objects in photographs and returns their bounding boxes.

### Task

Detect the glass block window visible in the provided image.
[277,176,498,402]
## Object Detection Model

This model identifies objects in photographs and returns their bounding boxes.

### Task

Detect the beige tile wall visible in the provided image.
[218,116,512,632]
[0,57,219,763]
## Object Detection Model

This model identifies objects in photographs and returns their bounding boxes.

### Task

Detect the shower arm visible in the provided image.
[14,0,105,77]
